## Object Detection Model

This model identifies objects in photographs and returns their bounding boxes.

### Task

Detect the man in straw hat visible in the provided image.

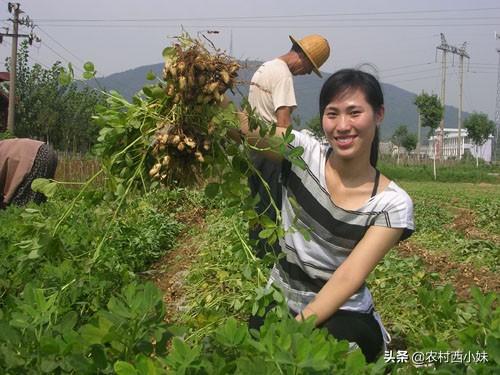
[247,34,330,258]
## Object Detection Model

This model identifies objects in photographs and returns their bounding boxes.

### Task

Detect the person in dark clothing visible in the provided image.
[0,138,58,209]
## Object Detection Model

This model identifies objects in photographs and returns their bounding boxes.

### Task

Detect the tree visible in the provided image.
[463,112,495,167]
[415,92,443,179]
[4,40,104,152]
[391,125,417,164]
[402,133,417,154]
[391,125,408,165]
[414,92,443,132]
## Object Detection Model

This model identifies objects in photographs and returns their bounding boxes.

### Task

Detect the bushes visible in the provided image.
[1,184,498,373]
[0,190,181,373]
[378,162,500,183]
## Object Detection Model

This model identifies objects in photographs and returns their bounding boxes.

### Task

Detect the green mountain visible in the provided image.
[92,61,468,141]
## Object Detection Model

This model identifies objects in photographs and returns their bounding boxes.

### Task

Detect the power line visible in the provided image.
[469,70,497,74]
[379,62,435,73]
[39,40,84,73]
[35,25,86,64]
[24,6,500,22]
[17,26,150,96]
[388,74,442,84]
[382,66,442,79]
[469,62,497,66]
[29,16,500,24]
[26,23,500,30]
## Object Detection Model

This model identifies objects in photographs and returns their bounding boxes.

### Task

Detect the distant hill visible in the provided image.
[91,61,469,141]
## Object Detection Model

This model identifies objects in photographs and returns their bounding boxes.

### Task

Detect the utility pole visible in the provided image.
[457,42,469,160]
[436,33,469,160]
[416,110,421,161]
[494,32,500,163]
[436,33,449,161]
[229,29,233,57]
[0,3,39,134]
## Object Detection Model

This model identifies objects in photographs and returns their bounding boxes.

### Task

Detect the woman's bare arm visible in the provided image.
[297,226,404,324]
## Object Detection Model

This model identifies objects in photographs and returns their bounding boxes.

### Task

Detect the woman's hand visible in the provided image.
[295,306,318,322]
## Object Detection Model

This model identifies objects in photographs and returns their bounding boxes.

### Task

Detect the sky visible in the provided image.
[1,0,499,123]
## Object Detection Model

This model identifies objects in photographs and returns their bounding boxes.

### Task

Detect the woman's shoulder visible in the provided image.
[376,179,414,215]
[369,179,414,235]
[386,180,412,199]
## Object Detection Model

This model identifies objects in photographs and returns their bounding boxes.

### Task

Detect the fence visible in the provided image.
[55,151,105,188]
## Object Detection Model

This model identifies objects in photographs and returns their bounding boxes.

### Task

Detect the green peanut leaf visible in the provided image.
[114,361,138,375]
[31,178,58,198]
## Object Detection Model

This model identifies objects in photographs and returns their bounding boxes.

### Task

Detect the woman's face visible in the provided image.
[322,88,384,162]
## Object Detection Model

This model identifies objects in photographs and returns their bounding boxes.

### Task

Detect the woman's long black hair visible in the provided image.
[319,69,383,167]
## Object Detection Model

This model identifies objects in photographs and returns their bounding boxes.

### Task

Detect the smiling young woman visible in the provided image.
[321,71,388,211]
[238,69,415,362]
[322,89,382,161]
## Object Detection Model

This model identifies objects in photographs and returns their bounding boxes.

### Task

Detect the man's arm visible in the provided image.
[275,106,293,128]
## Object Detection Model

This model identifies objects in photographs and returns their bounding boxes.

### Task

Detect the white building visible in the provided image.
[428,128,494,162]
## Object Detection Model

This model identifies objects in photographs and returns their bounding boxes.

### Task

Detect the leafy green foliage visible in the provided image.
[391,124,418,153]
[0,189,182,373]
[1,177,499,373]
[402,132,417,152]
[378,161,500,183]
[414,92,443,132]
[31,178,58,198]
[0,130,14,140]
[464,112,495,147]
[391,124,407,146]
[164,312,385,374]
[305,115,324,139]
[399,181,499,271]
[3,34,499,374]
[5,41,104,152]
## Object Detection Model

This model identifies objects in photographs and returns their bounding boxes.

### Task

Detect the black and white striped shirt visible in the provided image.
[270,130,414,314]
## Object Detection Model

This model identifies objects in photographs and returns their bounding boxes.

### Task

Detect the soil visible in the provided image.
[396,241,499,300]
[446,206,500,244]
[396,204,499,299]
[150,198,498,327]
[150,206,206,323]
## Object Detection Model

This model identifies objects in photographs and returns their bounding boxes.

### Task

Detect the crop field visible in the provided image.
[1,178,498,374]
[1,33,499,374]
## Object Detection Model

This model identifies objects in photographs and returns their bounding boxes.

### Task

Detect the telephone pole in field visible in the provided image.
[494,32,500,162]
[0,2,40,134]
[436,33,449,161]
[456,42,469,160]
[436,33,469,160]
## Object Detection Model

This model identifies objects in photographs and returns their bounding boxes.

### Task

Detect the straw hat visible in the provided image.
[289,34,330,77]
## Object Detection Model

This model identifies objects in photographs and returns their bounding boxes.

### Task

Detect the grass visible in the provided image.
[379,161,500,184]
[177,180,499,359]
[399,181,499,272]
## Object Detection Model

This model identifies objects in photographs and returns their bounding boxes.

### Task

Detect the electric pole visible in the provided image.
[416,107,421,161]
[0,3,39,134]
[436,33,469,160]
[494,32,500,163]
[229,29,233,57]
[436,33,449,161]
[457,42,469,160]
